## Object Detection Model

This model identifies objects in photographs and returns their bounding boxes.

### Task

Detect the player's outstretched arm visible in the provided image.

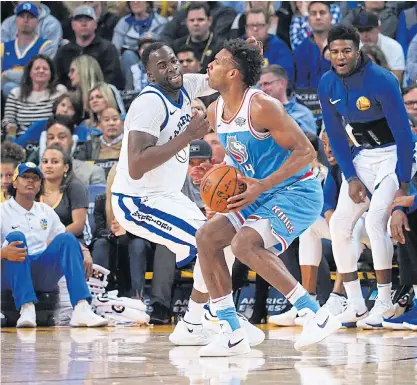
[128,114,210,180]
[252,94,316,190]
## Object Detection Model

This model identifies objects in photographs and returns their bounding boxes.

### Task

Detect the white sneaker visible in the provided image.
[269,306,298,326]
[294,308,341,352]
[70,300,108,327]
[336,300,368,327]
[16,303,36,328]
[202,309,265,347]
[322,293,348,316]
[199,322,251,357]
[169,318,213,346]
[294,307,315,326]
[356,300,395,329]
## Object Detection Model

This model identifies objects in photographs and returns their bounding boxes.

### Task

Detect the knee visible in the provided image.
[54,232,78,246]
[231,231,261,266]
[195,222,215,248]
[329,211,351,240]
[5,231,27,246]
[365,212,388,236]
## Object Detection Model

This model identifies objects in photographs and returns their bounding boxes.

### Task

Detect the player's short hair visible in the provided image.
[328,24,360,50]
[223,38,264,88]
[142,41,170,71]
[186,2,210,18]
[308,1,331,13]
[262,65,288,81]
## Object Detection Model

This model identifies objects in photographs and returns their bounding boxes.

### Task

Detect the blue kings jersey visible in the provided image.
[1,37,51,72]
[215,88,311,193]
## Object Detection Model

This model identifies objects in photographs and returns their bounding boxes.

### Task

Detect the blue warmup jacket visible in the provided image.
[318,54,415,185]
[321,164,342,217]
[263,34,295,83]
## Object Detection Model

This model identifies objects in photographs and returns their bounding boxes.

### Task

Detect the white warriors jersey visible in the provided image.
[112,74,213,196]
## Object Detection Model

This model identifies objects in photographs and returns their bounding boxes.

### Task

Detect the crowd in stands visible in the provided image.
[1,1,417,326]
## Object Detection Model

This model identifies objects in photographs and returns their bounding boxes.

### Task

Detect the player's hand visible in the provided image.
[348,179,367,204]
[390,210,410,245]
[185,112,210,141]
[1,241,27,262]
[204,205,217,220]
[82,249,93,280]
[190,161,226,184]
[226,175,265,211]
[392,195,415,208]
[246,36,263,55]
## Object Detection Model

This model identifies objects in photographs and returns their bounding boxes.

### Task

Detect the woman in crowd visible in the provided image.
[68,56,104,113]
[1,141,26,202]
[39,145,90,244]
[361,44,391,71]
[85,83,125,130]
[3,54,67,138]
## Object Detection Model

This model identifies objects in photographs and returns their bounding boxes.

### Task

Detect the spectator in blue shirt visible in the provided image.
[396,5,417,59]
[244,7,294,84]
[259,65,317,135]
[294,1,332,89]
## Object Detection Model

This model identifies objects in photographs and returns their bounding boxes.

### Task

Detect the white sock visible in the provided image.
[286,283,307,305]
[75,299,88,310]
[310,293,317,301]
[413,285,417,295]
[377,282,392,303]
[183,298,206,325]
[343,279,366,308]
[211,293,235,313]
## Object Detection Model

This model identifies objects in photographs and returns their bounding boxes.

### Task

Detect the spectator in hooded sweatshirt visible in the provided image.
[1,1,62,57]
[243,7,294,84]
[112,1,167,78]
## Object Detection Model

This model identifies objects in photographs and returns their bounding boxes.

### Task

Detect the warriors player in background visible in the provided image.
[318,24,417,329]
[192,39,341,356]
[111,41,264,348]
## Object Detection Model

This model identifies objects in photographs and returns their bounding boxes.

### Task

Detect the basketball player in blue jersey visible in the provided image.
[191,38,341,356]
[111,41,265,348]
[318,24,417,329]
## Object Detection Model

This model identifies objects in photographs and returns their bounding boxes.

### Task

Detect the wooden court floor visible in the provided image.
[1,325,416,385]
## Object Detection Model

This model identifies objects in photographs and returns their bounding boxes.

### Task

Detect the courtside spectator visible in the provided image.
[0,162,108,328]
[406,34,417,82]
[175,46,201,74]
[396,4,417,58]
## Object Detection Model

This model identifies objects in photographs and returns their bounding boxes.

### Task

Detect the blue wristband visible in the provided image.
[392,206,407,214]
[346,176,359,183]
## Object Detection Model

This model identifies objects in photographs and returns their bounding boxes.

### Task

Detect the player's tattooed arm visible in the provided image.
[251,94,316,191]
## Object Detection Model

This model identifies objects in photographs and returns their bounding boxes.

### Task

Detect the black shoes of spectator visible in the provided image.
[150,303,172,325]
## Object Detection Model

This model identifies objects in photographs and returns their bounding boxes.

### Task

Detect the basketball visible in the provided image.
[200,165,246,213]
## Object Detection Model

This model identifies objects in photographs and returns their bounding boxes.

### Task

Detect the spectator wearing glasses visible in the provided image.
[244,7,294,83]
[403,84,417,134]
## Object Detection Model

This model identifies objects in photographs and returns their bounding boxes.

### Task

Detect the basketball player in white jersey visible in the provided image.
[111,41,264,347]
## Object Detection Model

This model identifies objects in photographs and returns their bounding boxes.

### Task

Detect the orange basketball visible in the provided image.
[200,165,246,213]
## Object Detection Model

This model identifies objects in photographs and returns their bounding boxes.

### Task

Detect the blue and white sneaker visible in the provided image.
[382,300,417,330]
[357,300,395,329]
